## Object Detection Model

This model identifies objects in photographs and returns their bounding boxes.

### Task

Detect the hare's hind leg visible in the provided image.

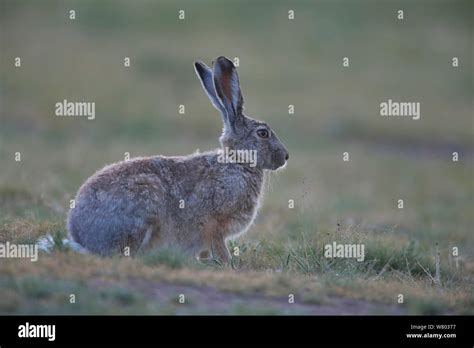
[116,224,159,256]
[138,226,153,251]
[136,223,163,254]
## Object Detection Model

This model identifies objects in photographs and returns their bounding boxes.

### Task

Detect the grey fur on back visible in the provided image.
[67,56,289,262]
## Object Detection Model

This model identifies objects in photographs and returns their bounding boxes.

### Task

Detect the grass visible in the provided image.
[0,218,472,314]
[0,0,473,314]
[140,247,192,269]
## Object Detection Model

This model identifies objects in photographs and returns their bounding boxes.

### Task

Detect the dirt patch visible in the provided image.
[91,277,407,315]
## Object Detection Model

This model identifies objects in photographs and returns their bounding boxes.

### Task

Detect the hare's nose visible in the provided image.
[285,152,289,161]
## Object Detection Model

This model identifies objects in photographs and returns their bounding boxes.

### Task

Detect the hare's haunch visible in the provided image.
[67,56,289,262]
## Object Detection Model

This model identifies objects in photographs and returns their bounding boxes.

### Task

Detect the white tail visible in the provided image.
[36,234,90,254]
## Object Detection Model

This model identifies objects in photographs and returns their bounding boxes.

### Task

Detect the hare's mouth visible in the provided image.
[271,159,288,171]
[276,163,288,172]
[269,151,288,171]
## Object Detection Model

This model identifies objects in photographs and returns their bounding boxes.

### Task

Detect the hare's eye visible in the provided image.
[257,129,269,138]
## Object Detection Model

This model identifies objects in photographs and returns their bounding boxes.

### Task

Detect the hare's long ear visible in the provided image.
[194,61,227,117]
[212,56,244,132]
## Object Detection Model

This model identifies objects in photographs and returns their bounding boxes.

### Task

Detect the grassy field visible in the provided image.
[0,0,473,314]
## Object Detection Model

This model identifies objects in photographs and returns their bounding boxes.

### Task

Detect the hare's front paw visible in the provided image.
[209,239,231,266]
[197,249,211,261]
[197,248,231,268]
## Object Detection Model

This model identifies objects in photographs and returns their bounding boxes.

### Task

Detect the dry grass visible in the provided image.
[0,0,472,314]
[0,219,472,314]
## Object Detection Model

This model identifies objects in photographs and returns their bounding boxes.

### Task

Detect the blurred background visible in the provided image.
[0,1,473,265]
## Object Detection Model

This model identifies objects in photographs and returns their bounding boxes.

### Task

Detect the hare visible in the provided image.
[67,56,289,262]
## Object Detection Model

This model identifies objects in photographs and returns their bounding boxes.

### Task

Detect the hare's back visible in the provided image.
[78,157,168,204]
